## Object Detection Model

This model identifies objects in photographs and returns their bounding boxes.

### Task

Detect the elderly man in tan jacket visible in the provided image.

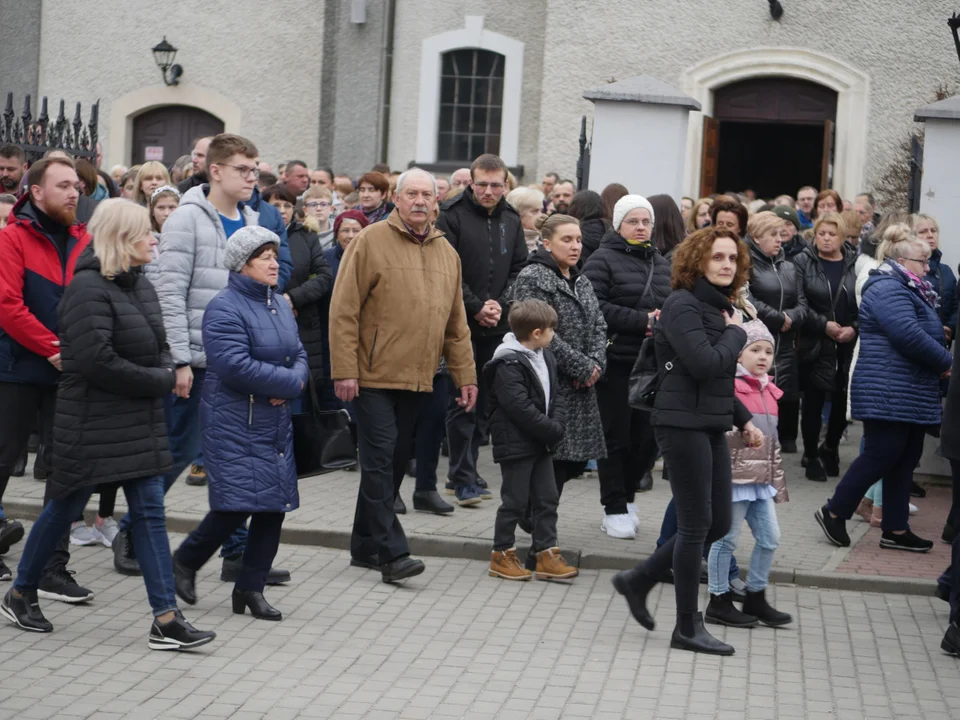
[330,168,477,583]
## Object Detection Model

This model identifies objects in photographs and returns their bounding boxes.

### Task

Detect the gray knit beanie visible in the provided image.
[223,225,281,272]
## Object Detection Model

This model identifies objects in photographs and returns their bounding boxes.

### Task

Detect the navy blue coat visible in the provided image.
[851,261,952,426]
[200,272,309,513]
[926,248,958,335]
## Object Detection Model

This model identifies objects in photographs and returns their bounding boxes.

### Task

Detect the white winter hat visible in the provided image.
[612,195,655,232]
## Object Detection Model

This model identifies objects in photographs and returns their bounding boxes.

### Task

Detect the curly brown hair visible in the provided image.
[670,227,752,295]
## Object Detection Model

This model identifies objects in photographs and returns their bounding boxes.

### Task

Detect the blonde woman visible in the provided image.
[133,161,172,206]
[0,199,215,650]
[506,186,545,252]
[687,197,714,234]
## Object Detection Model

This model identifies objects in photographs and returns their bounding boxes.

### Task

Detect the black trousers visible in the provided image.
[495,454,558,552]
[0,382,69,575]
[777,392,800,445]
[596,361,659,515]
[801,387,847,455]
[632,427,732,615]
[352,389,420,564]
[554,460,588,497]
[445,335,500,487]
[177,510,284,592]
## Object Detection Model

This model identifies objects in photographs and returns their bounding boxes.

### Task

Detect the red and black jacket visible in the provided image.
[0,194,90,385]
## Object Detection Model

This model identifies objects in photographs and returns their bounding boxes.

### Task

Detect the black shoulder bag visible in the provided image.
[292,375,358,477]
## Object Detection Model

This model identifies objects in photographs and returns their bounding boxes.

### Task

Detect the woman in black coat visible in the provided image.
[583,195,671,537]
[1,199,215,650]
[265,185,333,395]
[792,213,858,481]
[745,211,808,452]
[611,227,763,657]
[569,190,610,265]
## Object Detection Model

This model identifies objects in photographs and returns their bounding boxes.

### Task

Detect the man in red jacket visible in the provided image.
[0,156,93,601]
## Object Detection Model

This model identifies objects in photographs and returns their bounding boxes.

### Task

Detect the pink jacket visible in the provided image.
[726,367,788,503]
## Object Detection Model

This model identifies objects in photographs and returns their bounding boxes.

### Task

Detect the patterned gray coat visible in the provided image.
[511,248,608,461]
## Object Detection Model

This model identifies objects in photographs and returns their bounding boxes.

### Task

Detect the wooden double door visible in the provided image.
[131,105,224,166]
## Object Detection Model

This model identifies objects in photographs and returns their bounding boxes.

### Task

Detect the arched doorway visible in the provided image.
[131,106,224,166]
[703,78,837,198]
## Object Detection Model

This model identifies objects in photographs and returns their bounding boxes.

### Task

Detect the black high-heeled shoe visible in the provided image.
[231,589,282,621]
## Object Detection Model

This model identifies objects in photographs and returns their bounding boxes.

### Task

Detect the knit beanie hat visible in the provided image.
[333,209,370,237]
[742,319,775,349]
[771,205,800,231]
[612,195,655,232]
[223,225,281,272]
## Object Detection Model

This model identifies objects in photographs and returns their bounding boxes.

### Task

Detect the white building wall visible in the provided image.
[536,0,956,197]
[37,0,324,168]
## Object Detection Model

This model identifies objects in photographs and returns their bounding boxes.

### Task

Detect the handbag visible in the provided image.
[628,332,674,411]
[292,376,357,477]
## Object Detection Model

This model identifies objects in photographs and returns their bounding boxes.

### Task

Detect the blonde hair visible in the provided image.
[877,223,927,263]
[506,186,544,216]
[840,209,862,238]
[133,161,171,206]
[914,213,939,233]
[746,211,782,241]
[88,199,152,278]
[303,185,333,202]
[686,197,714,233]
[813,212,847,243]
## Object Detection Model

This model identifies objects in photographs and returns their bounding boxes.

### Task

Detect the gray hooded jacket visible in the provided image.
[153,185,258,368]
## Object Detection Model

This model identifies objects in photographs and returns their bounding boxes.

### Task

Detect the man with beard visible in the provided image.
[0,157,93,599]
[0,146,26,197]
[550,180,575,214]
[177,137,213,194]
[436,154,528,506]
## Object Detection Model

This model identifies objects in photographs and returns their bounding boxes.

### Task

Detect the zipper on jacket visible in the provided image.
[773,263,784,376]
[368,327,379,371]
[248,395,254,426]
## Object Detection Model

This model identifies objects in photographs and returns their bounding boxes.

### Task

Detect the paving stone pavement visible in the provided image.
[0,532,958,720]
[3,423,951,590]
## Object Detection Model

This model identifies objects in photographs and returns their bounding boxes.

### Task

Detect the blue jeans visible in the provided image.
[118,369,247,558]
[708,498,780,594]
[657,497,740,580]
[16,476,177,616]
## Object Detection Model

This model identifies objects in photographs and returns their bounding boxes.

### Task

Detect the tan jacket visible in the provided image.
[329,210,476,392]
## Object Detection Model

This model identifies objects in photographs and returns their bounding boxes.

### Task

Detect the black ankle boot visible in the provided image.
[671,611,734,655]
[741,588,792,627]
[611,568,657,631]
[705,592,758,628]
[172,554,197,605]
[232,589,282,620]
[818,443,840,477]
[804,455,827,481]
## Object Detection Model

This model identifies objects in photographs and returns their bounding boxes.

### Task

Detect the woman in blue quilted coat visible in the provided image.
[174,226,309,622]
[815,225,951,554]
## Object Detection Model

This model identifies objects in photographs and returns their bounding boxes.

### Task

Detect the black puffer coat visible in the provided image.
[437,187,528,337]
[653,278,752,432]
[284,220,333,386]
[49,248,174,499]
[578,217,610,265]
[583,229,672,365]
[745,235,808,393]
[484,345,566,463]
[792,243,859,392]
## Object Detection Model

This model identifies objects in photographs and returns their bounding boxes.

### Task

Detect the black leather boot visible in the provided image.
[671,611,735,655]
[611,568,657,631]
[172,554,197,605]
[705,592,758,628]
[742,588,793,627]
[232,589,282,620]
[818,443,840,477]
[11,449,26,477]
[638,471,653,492]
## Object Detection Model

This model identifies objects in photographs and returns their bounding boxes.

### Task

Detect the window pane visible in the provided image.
[440,77,456,105]
[439,105,454,133]
[473,79,490,106]
[472,106,488,132]
[442,53,455,75]
[455,106,471,133]
[437,49,507,161]
[438,133,455,161]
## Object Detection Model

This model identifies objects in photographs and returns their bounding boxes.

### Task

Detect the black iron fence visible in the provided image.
[906,133,924,214]
[576,115,591,191]
[1,93,99,164]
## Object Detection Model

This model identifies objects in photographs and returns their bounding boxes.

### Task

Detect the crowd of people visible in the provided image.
[0,136,958,658]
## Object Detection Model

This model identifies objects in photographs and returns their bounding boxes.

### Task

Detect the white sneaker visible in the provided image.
[69,521,104,546]
[601,514,636,539]
[909,503,918,515]
[626,503,641,532]
[95,516,120,547]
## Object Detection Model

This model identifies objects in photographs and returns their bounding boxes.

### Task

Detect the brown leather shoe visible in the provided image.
[535,547,578,580]
[489,548,532,581]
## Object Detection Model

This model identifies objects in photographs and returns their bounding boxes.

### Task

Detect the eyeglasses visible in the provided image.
[305,201,331,209]
[474,182,506,191]
[621,218,653,228]
[903,257,931,269]
[216,163,260,179]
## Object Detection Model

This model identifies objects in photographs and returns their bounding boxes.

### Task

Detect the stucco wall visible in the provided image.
[387,0,546,179]
[537,0,957,197]
[0,0,41,102]
[37,1,324,167]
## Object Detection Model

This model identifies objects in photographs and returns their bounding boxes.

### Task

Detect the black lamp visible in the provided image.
[950,13,960,67]
[152,36,183,86]
[769,0,784,21]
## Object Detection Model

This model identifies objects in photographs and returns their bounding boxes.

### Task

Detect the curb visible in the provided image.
[4,499,938,598]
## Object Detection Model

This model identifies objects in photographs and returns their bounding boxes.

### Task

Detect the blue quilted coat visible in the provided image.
[850,261,951,425]
[200,272,309,513]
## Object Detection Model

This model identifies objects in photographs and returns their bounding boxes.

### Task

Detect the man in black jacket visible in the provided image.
[436,154,528,506]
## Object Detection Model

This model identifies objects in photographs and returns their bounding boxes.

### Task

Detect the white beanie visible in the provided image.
[612,194,655,232]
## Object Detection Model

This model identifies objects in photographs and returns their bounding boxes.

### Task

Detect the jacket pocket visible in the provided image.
[367,327,379,371]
